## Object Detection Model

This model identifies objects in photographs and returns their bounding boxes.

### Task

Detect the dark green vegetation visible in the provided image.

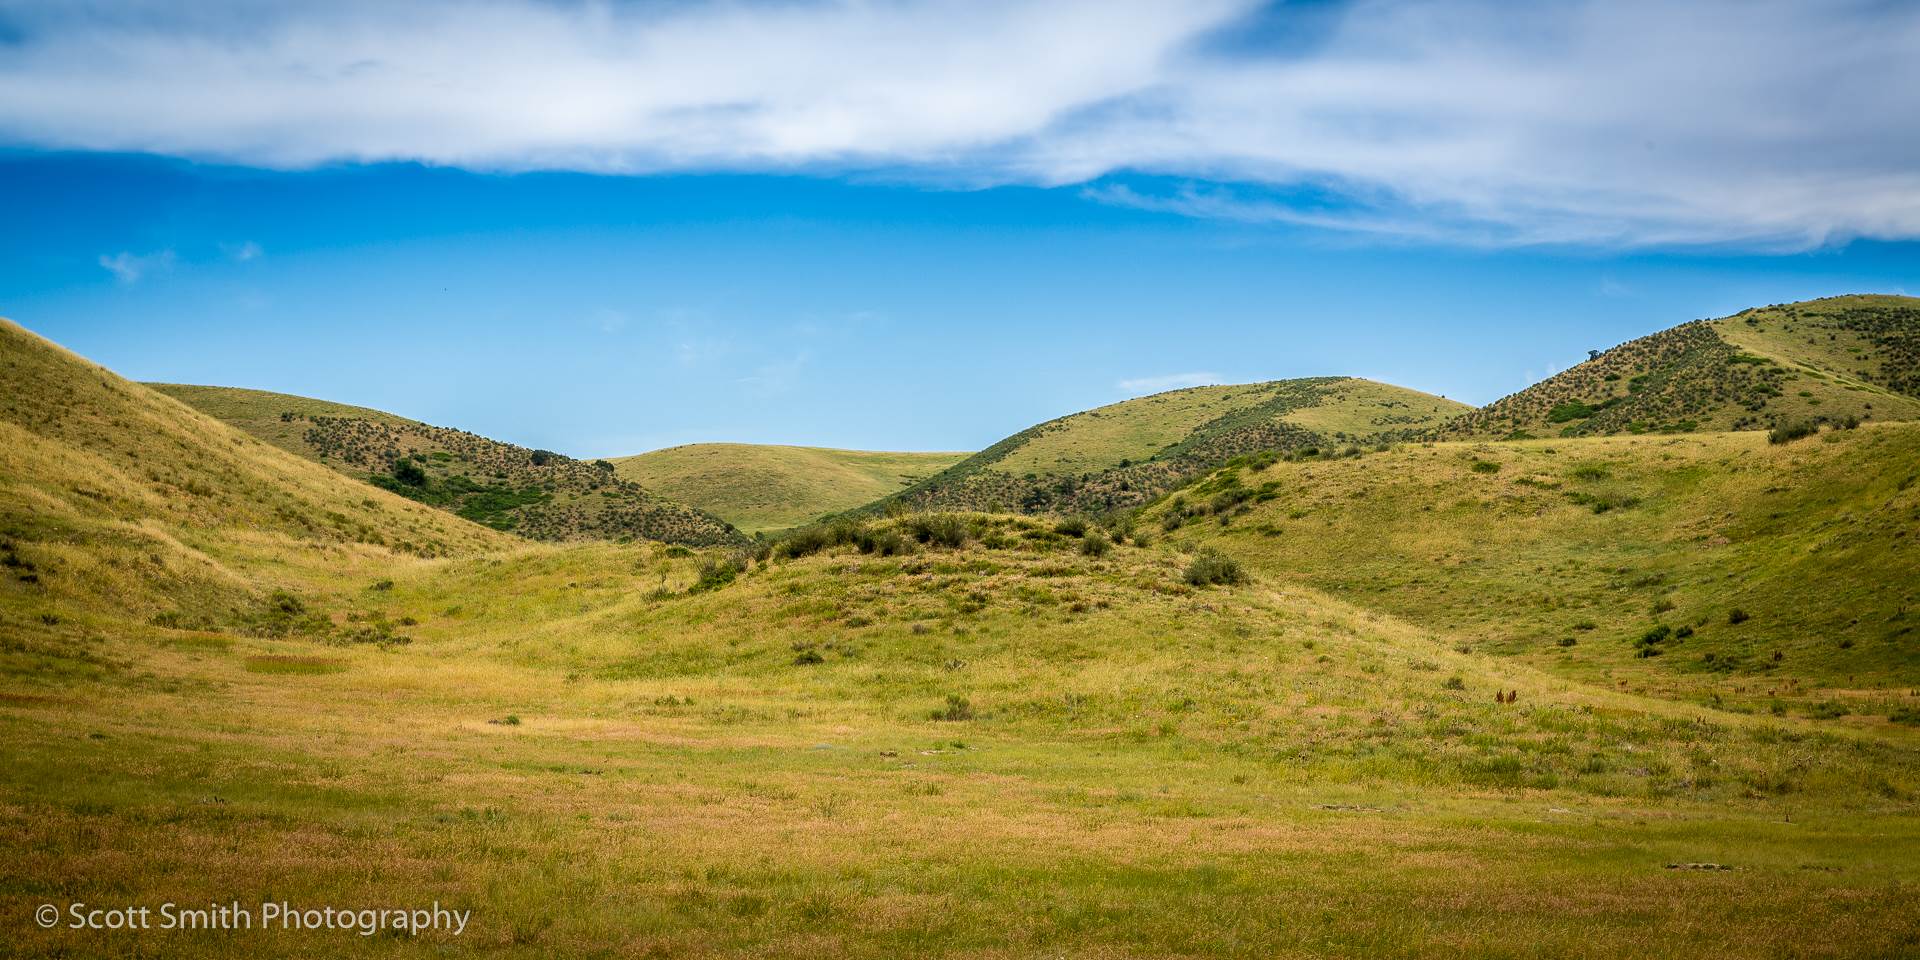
[867,377,1468,516]
[1444,295,1920,439]
[152,384,744,546]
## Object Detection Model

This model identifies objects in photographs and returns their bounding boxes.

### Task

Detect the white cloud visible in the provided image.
[97,249,174,283]
[1118,372,1222,394]
[7,0,1919,247]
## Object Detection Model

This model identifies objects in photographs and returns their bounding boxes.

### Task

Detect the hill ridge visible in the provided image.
[151,383,747,546]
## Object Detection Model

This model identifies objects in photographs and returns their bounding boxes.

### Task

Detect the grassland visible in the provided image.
[1444,295,1920,439]
[5,313,1920,957]
[147,383,423,452]
[155,384,743,546]
[613,444,967,534]
[1149,423,1920,715]
[7,516,1920,958]
[876,377,1470,516]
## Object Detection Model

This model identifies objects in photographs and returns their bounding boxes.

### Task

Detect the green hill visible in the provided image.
[1147,422,1920,704]
[870,377,1468,515]
[7,321,1920,957]
[151,383,746,547]
[0,319,507,628]
[611,443,968,533]
[1442,294,1920,439]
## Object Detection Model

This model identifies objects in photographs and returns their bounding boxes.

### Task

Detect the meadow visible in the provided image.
[3,313,1919,957]
[5,511,1920,957]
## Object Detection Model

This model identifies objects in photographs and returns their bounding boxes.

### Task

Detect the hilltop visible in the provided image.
[1442,294,1920,439]
[0,319,507,627]
[870,377,1467,515]
[152,383,745,547]
[612,443,967,533]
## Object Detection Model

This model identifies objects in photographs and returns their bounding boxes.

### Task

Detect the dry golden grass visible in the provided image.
[4,318,1919,957]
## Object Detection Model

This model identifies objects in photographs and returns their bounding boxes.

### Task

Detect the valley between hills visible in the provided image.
[4,294,1919,958]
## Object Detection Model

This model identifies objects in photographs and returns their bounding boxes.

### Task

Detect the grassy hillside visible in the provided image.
[1443,295,1920,439]
[872,377,1468,516]
[152,383,745,547]
[146,382,422,450]
[612,444,968,533]
[6,506,1920,957]
[1148,422,1920,713]
[8,319,1920,957]
[0,319,506,631]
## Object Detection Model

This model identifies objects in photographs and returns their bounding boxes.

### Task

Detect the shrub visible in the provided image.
[856,529,910,556]
[689,557,742,593]
[529,449,561,466]
[1769,421,1818,444]
[1557,637,1577,647]
[1054,517,1089,538]
[1547,400,1596,423]
[930,695,974,722]
[1443,676,1467,690]
[1635,624,1672,657]
[775,520,866,559]
[1080,531,1111,557]
[391,459,428,487]
[907,514,970,548]
[1890,706,1920,726]
[1727,608,1751,625]
[1182,550,1246,587]
[1470,460,1501,474]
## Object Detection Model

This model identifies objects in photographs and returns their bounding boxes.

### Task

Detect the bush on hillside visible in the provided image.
[1080,531,1111,557]
[906,514,970,548]
[391,458,429,487]
[856,528,910,557]
[1769,421,1818,444]
[1182,549,1246,587]
[689,556,742,593]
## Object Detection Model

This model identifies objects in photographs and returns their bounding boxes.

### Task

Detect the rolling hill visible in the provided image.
[611,443,968,533]
[150,383,746,547]
[867,376,1468,515]
[0,318,507,629]
[1441,294,1920,439]
[6,317,1920,957]
[1146,421,1920,704]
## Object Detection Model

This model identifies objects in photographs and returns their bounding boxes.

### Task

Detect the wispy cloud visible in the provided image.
[1118,372,1222,394]
[97,249,174,284]
[8,1,1919,248]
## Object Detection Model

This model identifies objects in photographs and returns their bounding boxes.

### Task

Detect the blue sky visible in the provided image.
[1,1,1916,456]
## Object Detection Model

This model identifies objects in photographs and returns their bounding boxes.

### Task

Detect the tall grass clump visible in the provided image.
[1183,549,1246,587]
[1769,420,1819,444]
